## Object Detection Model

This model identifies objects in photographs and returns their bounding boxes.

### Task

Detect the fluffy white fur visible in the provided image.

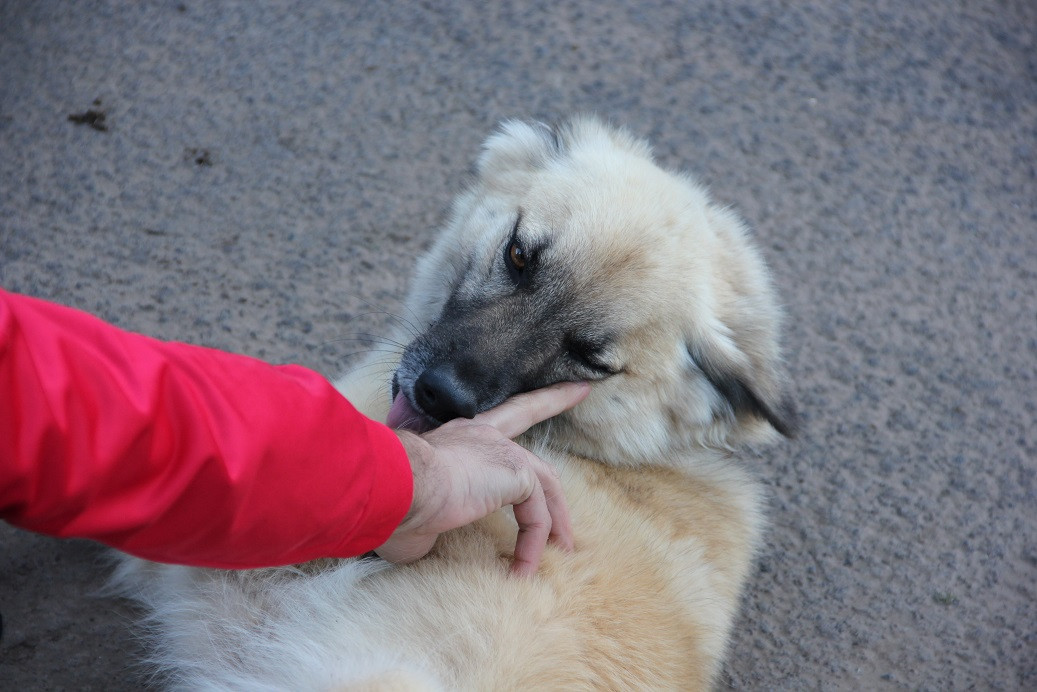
[113,116,793,690]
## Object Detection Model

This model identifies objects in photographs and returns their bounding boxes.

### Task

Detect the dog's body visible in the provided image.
[115,117,794,690]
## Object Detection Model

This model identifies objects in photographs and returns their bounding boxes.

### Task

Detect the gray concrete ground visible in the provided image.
[1,1,1034,688]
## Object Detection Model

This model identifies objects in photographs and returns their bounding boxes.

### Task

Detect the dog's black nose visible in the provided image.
[414,365,479,423]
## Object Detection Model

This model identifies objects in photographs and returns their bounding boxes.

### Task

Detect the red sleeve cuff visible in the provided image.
[326,414,412,557]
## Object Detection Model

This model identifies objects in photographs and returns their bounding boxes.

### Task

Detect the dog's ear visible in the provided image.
[673,200,798,442]
[685,322,798,440]
[476,121,560,192]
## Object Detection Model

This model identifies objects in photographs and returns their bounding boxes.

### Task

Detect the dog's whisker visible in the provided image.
[338,355,399,370]
[335,293,424,338]
[335,350,405,365]
[335,347,403,356]
[349,290,426,337]
[326,334,406,346]
[334,360,400,383]
[339,310,422,337]
[348,332,410,349]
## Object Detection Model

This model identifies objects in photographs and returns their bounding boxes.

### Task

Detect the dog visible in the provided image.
[114,116,795,690]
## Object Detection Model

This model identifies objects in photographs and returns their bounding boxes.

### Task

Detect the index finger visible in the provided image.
[472,382,590,439]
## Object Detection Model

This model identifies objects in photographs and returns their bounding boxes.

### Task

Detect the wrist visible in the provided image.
[375,430,441,565]
[393,429,432,529]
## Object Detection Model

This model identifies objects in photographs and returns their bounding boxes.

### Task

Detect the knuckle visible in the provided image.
[473,422,501,439]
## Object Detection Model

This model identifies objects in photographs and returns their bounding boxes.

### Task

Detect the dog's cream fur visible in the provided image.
[114,117,793,690]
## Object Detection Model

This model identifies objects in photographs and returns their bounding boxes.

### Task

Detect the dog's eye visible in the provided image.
[508,242,526,271]
[566,336,617,375]
[504,213,534,287]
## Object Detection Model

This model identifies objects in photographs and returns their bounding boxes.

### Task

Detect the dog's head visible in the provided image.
[388,117,795,463]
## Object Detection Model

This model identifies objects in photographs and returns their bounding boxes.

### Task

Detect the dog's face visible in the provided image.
[389,117,794,464]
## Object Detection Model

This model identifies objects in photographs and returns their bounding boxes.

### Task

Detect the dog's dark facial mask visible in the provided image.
[387,255,617,432]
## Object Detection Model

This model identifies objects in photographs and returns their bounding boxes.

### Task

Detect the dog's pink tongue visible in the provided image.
[386,392,432,433]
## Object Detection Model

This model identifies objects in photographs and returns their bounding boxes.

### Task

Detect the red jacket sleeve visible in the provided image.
[0,289,413,568]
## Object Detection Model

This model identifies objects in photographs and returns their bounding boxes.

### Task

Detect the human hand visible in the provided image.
[375,381,590,577]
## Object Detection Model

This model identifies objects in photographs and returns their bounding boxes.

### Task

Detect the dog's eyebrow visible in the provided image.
[508,209,552,256]
[510,211,523,240]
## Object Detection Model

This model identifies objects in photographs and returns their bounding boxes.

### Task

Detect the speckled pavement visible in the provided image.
[1,1,1034,688]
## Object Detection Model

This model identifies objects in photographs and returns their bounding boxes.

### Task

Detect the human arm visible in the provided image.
[0,289,412,568]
